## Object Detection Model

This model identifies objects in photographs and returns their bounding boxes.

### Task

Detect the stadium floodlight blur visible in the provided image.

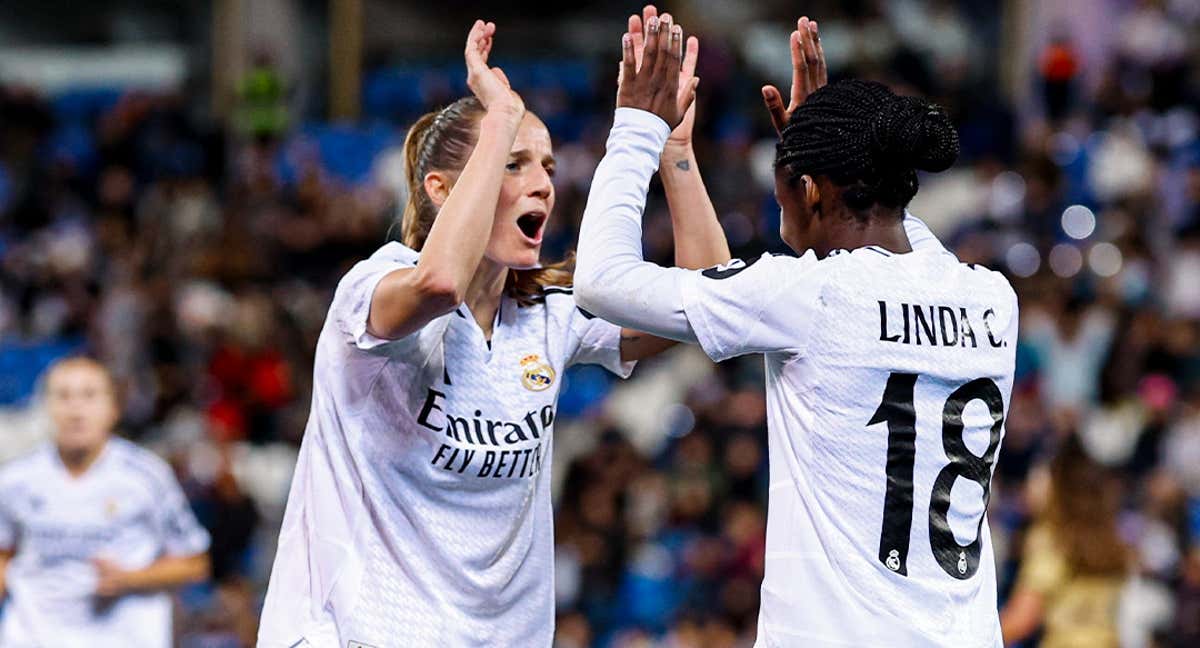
[0,1,1196,646]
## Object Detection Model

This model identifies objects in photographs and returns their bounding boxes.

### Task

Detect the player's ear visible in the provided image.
[424,172,454,208]
[802,174,821,215]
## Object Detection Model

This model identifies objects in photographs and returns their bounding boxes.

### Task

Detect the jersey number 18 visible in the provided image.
[868,373,1004,580]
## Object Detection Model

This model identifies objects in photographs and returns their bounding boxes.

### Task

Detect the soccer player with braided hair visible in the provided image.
[258,15,728,648]
[577,15,1017,648]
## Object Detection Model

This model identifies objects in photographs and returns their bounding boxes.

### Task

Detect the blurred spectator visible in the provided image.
[1001,435,1130,647]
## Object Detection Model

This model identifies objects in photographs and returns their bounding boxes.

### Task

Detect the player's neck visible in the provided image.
[464,259,508,340]
[57,438,109,478]
[823,219,913,256]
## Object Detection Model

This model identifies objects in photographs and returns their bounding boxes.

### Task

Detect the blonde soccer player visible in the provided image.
[257,14,729,647]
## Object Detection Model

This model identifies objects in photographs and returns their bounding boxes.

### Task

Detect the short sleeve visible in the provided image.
[566,305,636,378]
[157,474,211,557]
[679,252,825,362]
[331,243,421,351]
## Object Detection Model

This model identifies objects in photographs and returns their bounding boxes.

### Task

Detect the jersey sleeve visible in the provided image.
[903,212,946,252]
[565,304,636,378]
[679,252,825,362]
[156,473,211,557]
[330,245,421,351]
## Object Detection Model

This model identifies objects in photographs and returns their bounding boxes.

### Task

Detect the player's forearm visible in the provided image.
[416,110,521,296]
[660,143,731,269]
[369,111,522,338]
[576,109,696,343]
[122,553,209,592]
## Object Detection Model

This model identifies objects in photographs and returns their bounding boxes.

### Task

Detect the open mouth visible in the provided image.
[517,211,547,242]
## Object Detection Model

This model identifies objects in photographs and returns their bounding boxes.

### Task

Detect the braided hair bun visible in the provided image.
[776,79,959,213]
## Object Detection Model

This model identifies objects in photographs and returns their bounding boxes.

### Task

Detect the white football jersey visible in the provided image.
[680,247,1017,648]
[0,438,211,648]
[258,242,633,648]
[575,106,1018,648]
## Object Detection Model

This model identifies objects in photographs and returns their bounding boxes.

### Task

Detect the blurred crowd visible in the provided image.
[1,0,1199,646]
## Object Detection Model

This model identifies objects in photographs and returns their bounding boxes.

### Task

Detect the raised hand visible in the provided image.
[464,19,524,120]
[761,16,826,135]
[617,13,696,131]
[627,6,701,146]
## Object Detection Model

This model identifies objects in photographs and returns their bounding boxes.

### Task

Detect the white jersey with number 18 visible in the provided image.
[679,246,1017,648]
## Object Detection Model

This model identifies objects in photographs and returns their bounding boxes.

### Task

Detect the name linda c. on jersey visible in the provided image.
[877,300,1010,349]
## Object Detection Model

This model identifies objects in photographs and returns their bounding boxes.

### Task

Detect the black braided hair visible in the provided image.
[775,79,959,214]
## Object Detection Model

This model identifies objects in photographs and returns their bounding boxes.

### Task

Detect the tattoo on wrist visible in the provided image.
[675,159,691,172]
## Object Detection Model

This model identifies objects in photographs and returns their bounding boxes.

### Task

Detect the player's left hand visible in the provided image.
[617,12,696,131]
[625,6,701,147]
[93,558,132,597]
[761,16,826,135]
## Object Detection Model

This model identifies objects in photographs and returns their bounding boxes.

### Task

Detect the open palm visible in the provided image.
[626,5,700,146]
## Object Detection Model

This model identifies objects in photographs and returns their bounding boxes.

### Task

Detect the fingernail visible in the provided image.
[623,33,631,47]
[672,25,682,38]
[648,16,658,31]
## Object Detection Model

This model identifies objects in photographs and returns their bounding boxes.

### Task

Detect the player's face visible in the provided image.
[484,113,556,270]
[46,362,119,455]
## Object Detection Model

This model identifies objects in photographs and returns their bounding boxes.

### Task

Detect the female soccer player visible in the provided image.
[576,16,1019,648]
[258,16,727,647]
[0,357,210,648]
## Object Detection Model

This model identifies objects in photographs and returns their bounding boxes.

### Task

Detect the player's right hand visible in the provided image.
[617,13,696,130]
[464,20,525,122]
[761,16,827,135]
[624,6,701,148]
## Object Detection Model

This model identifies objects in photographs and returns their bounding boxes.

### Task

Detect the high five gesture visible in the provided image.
[761,16,826,134]
[617,12,696,131]
[626,6,701,146]
[464,19,524,121]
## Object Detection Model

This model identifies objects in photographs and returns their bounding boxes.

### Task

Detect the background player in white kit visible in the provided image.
[0,357,211,648]
[258,15,728,648]
[575,16,1018,648]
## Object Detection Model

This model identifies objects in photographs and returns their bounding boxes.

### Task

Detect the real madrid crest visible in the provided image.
[520,354,555,392]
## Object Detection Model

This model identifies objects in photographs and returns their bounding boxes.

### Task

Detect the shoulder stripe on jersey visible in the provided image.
[576,306,597,320]
[454,308,466,318]
[701,255,762,280]
[864,246,892,257]
[443,364,452,386]
[542,287,574,295]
